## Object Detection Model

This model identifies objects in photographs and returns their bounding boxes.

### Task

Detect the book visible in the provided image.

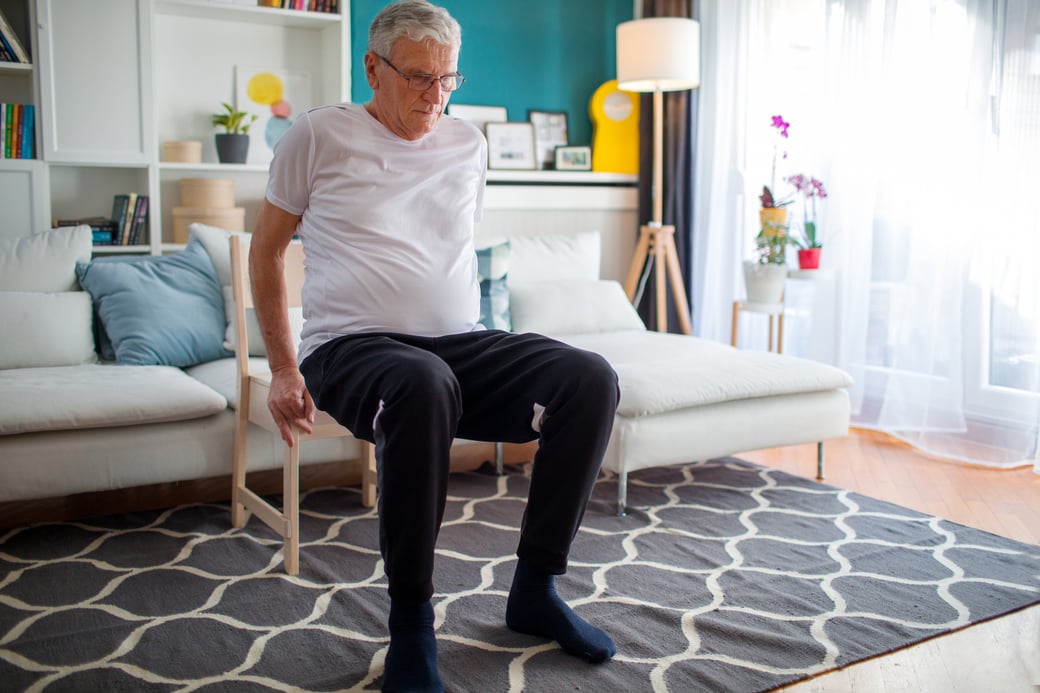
[110,194,131,245]
[121,193,137,244]
[128,195,149,245]
[0,9,30,64]
[20,104,33,159]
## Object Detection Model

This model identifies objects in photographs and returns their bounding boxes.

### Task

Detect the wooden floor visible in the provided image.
[740,428,1040,693]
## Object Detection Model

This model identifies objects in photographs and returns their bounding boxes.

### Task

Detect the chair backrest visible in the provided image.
[229,234,306,382]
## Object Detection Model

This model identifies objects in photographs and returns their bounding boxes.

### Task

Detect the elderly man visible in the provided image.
[248,1,619,690]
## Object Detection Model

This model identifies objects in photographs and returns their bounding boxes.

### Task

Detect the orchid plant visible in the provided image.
[760,115,793,209]
[786,173,828,249]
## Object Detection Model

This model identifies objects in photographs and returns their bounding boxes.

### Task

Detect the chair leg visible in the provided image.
[231,410,248,529]
[494,441,504,476]
[616,470,628,517]
[361,441,377,508]
[816,441,825,481]
[284,430,301,576]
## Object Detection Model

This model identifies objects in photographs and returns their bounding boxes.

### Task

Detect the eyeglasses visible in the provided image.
[378,55,465,92]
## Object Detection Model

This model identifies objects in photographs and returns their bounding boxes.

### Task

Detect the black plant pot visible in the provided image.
[215,133,249,164]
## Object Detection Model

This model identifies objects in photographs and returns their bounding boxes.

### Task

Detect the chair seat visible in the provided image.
[246,373,352,439]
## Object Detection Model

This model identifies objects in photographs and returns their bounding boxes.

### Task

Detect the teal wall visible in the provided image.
[350,0,633,147]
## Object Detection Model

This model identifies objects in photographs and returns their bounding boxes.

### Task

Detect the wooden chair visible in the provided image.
[229,234,377,575]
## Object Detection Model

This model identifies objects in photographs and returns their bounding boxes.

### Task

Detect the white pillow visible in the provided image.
[0,291,97,369]
[190,222,305,356]
[221,286,304,355]
[189,222,242,286]
[0,226,93,292]
[476,230,601,286]
[510,280,646,336]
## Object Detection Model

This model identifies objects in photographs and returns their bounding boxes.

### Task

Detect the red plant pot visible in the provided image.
[797,248,821,270]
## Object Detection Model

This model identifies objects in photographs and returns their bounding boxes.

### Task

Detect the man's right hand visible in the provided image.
[267,365,316,447]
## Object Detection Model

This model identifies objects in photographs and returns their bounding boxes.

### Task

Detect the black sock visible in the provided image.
[382,600,443,693]
[505,559,616,663]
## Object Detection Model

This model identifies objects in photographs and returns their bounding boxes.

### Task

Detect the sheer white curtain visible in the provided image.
[694,0,1040,471]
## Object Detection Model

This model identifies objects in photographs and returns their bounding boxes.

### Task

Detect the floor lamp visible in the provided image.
[616,17,700,334]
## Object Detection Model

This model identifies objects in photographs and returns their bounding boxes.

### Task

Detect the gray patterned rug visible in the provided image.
[1,458,1038,692]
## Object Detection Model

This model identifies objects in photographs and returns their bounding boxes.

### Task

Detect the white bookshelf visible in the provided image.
[4,0,348,253]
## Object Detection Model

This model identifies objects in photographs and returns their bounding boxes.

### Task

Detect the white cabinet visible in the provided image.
[0,159,49,238]
[35,0,152,164]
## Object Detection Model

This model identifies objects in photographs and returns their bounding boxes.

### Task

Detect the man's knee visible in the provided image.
[382,352,463,417]
[560,348,620,411]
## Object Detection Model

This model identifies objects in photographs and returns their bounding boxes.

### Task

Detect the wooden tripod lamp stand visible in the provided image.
[616,16,701,335]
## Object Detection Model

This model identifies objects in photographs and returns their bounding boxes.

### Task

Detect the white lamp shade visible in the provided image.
[616,17,700,93]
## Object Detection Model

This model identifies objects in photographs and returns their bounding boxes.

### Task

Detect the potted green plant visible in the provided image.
[786,173,828,269]
[743,218,789,304]
[211,102,258,164]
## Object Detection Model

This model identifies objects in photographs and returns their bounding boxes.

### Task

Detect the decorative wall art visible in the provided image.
[235,66,312,165]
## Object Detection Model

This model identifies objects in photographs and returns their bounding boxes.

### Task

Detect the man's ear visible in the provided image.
[364,52,379,89]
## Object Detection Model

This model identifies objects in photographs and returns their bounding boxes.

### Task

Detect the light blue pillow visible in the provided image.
[476,241,511,331]
[76,239,231,367]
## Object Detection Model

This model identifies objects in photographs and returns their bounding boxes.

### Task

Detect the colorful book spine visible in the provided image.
[128,195,149,245]
[0,9,30,64]
[110,194,131,246]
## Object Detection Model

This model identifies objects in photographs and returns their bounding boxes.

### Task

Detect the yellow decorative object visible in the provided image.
[759,207,788,235]
[589,80,640,174]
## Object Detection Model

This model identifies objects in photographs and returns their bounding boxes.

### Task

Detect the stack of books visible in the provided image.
[57,194,150,247]
[259,0,339,13]
[0,103,34,159]
[0,8,30,64]
[109,193,150,246]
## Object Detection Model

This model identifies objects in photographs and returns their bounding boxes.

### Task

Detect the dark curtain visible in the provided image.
[634,0,698,333]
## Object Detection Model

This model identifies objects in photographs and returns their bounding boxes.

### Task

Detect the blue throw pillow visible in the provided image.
[476,241,511,331]
[76,238,231,367]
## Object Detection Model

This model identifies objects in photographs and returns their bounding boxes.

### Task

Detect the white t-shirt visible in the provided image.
[265,103,488,362]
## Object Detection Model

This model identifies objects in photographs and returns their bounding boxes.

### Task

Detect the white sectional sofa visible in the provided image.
[480,231,853,513]
[0,224,851,521]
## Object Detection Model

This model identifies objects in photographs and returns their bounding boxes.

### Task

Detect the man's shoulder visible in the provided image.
[304,102,361,121]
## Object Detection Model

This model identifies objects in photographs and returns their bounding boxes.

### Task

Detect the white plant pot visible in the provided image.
[743,260,787,304]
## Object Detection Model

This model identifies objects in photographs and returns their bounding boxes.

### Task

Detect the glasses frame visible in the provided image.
[378,55,465,92]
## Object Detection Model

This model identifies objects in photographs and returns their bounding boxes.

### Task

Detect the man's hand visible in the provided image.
[267,365,315,447]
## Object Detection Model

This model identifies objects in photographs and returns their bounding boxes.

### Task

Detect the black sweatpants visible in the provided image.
[300,329,619,605]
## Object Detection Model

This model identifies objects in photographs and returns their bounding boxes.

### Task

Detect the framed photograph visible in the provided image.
[528,109,569,169]
[485,122,537,170]
[554,145,592,171]
[447,104,508,133]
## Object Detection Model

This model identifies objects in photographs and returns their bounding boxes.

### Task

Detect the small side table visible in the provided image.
[731,300,785,353]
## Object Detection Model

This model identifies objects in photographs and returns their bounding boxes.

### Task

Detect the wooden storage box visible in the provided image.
[179,178,235,208]
[161,140,202,163]
[172,206,245,243]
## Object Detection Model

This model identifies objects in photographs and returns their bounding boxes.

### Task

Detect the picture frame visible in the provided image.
[485,122,537,170]
[528,109,569,169]
[446,104,509,133]
[554,145,592,171]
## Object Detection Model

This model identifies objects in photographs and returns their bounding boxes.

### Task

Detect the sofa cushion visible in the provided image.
[0,292,97,369]
[0,225,92,292]
[564,331,854,418]
[476,230,600,286]
[190,222,304,357]
[76,238,231,367]
[476,241,511,330]
[510,280,646,335]
[186,356,269,409]
[0,364,228,435]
